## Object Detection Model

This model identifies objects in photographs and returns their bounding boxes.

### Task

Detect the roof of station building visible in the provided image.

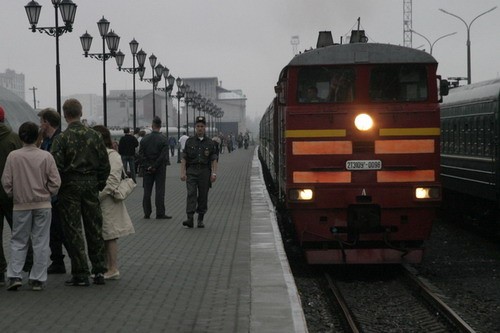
[0,86,39,132]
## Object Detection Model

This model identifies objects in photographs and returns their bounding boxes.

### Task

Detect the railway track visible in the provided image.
[324,265,477,333]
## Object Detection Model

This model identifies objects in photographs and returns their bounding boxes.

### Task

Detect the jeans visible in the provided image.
[121,155,136,182]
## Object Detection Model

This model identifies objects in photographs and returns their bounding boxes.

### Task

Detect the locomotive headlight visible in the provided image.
[354,113,373,131]
[289,189,314,201]
[415,187,440,200]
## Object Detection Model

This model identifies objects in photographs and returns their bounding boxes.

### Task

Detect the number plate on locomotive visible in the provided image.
[346,160,382,170]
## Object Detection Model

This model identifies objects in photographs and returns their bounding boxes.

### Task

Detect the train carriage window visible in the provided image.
[297,67,355,103]
[370,65,428,102]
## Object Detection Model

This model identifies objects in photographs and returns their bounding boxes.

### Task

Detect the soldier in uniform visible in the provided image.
[139,116,171,219]
[180,116,218,228]
[51,99,110,286]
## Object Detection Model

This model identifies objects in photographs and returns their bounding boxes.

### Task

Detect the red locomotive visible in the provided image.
[259,31,449,264]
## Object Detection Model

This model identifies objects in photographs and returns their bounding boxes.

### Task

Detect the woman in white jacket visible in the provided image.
[93,126,134,280]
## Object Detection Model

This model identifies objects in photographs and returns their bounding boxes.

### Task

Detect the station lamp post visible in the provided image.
[114,39,146,130]
[80,16,121,126]
[184,86,194,135]
[156,70,175,139]
[410,29,457,55]
[439,6,497,84]
[175,77,186,163]
[24,0,78,117]
[139,55,163,120]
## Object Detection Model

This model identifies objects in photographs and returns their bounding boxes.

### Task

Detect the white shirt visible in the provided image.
[179,135,189,150]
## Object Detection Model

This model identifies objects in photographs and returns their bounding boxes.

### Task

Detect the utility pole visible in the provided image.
[290,36,300,55]
[29,86,38,110]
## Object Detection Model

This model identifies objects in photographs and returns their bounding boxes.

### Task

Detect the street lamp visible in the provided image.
[25,0,77,117]
[175,78,186,163]
[80,16,121,126]
[410,30,457,55]
[439,6,497,84]
[156,71,175,140]
[115,39,146,130]
[184,85,192,135]
[139,55,163,120]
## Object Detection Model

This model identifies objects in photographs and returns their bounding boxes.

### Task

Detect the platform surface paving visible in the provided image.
[0,146,307,333]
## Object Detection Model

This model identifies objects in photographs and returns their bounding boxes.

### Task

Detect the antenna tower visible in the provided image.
[403,0,413,47]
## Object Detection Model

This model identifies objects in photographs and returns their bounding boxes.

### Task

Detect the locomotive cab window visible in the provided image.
[298,67,355,103]
[370,65,428,102]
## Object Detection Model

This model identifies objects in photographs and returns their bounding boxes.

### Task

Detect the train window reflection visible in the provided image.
[298,67,355,103]
[370,65,428,102]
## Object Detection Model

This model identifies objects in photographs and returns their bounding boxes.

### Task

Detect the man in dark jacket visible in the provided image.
[180,116,218,228]
[38,108,69,275]
[118,127,139,182]
[51,99,110,286]
[139,116,171,219]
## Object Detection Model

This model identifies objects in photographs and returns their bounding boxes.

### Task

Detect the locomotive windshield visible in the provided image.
[298,67,355,103]
[370,64,428,102]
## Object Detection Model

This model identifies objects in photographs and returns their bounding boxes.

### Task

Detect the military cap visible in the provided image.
[195,116,206,124]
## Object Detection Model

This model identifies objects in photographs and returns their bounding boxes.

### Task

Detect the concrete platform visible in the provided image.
[0,146,307,333]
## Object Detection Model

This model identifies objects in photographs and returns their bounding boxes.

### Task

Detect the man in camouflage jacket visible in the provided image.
[51,99,110,286]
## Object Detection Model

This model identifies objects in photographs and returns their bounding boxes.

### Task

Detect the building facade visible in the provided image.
[182,77,247,136]
[0,69,25,101]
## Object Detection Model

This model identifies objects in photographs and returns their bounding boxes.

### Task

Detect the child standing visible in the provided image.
[1,122,61,291]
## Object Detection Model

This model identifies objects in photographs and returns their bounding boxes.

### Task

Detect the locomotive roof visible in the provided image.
[287,43,437,67]
[442,78,500,106]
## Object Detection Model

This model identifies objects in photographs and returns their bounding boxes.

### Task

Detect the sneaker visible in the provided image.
[197,221,205,228]
[47,263,66,274]
[7,278,22,291]
[32,280,44,291]
[156,215,172,219]
[182,219,194,228]
[104,271,120,280]
[65,276,90,287]
[93,273,105,285]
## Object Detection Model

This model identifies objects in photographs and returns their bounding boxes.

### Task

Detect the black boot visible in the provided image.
[197,214,205,228]
[182,215,194,228]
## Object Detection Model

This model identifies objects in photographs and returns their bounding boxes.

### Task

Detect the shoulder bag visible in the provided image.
[112,167,137,200]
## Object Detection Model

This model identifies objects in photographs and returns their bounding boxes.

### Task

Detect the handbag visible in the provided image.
[112,168,137,200]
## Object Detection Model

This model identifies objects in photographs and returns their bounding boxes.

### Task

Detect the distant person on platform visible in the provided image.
[2,121,61,291]
[139,116,171,220]
[179,131,189,151]
[51,98,110,287]
[180,116,218,228]
[38,108,69,275]
[0,106,32,285]
[168,136,177,157]
[118,127,138,182]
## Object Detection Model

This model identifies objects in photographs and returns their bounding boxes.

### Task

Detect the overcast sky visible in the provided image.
[1,0,499,120]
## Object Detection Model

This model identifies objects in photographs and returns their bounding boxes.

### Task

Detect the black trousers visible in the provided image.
[143,165,167,217]
[185,167,211,217]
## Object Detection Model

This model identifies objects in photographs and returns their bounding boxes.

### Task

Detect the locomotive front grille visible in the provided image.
[347,204,381,233]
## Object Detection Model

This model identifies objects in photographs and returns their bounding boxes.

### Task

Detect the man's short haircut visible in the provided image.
[18,121,39,144]
[152,116,161,128]
[123,127,130,134]
[62,98,82,119]
[39,108,60,128]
